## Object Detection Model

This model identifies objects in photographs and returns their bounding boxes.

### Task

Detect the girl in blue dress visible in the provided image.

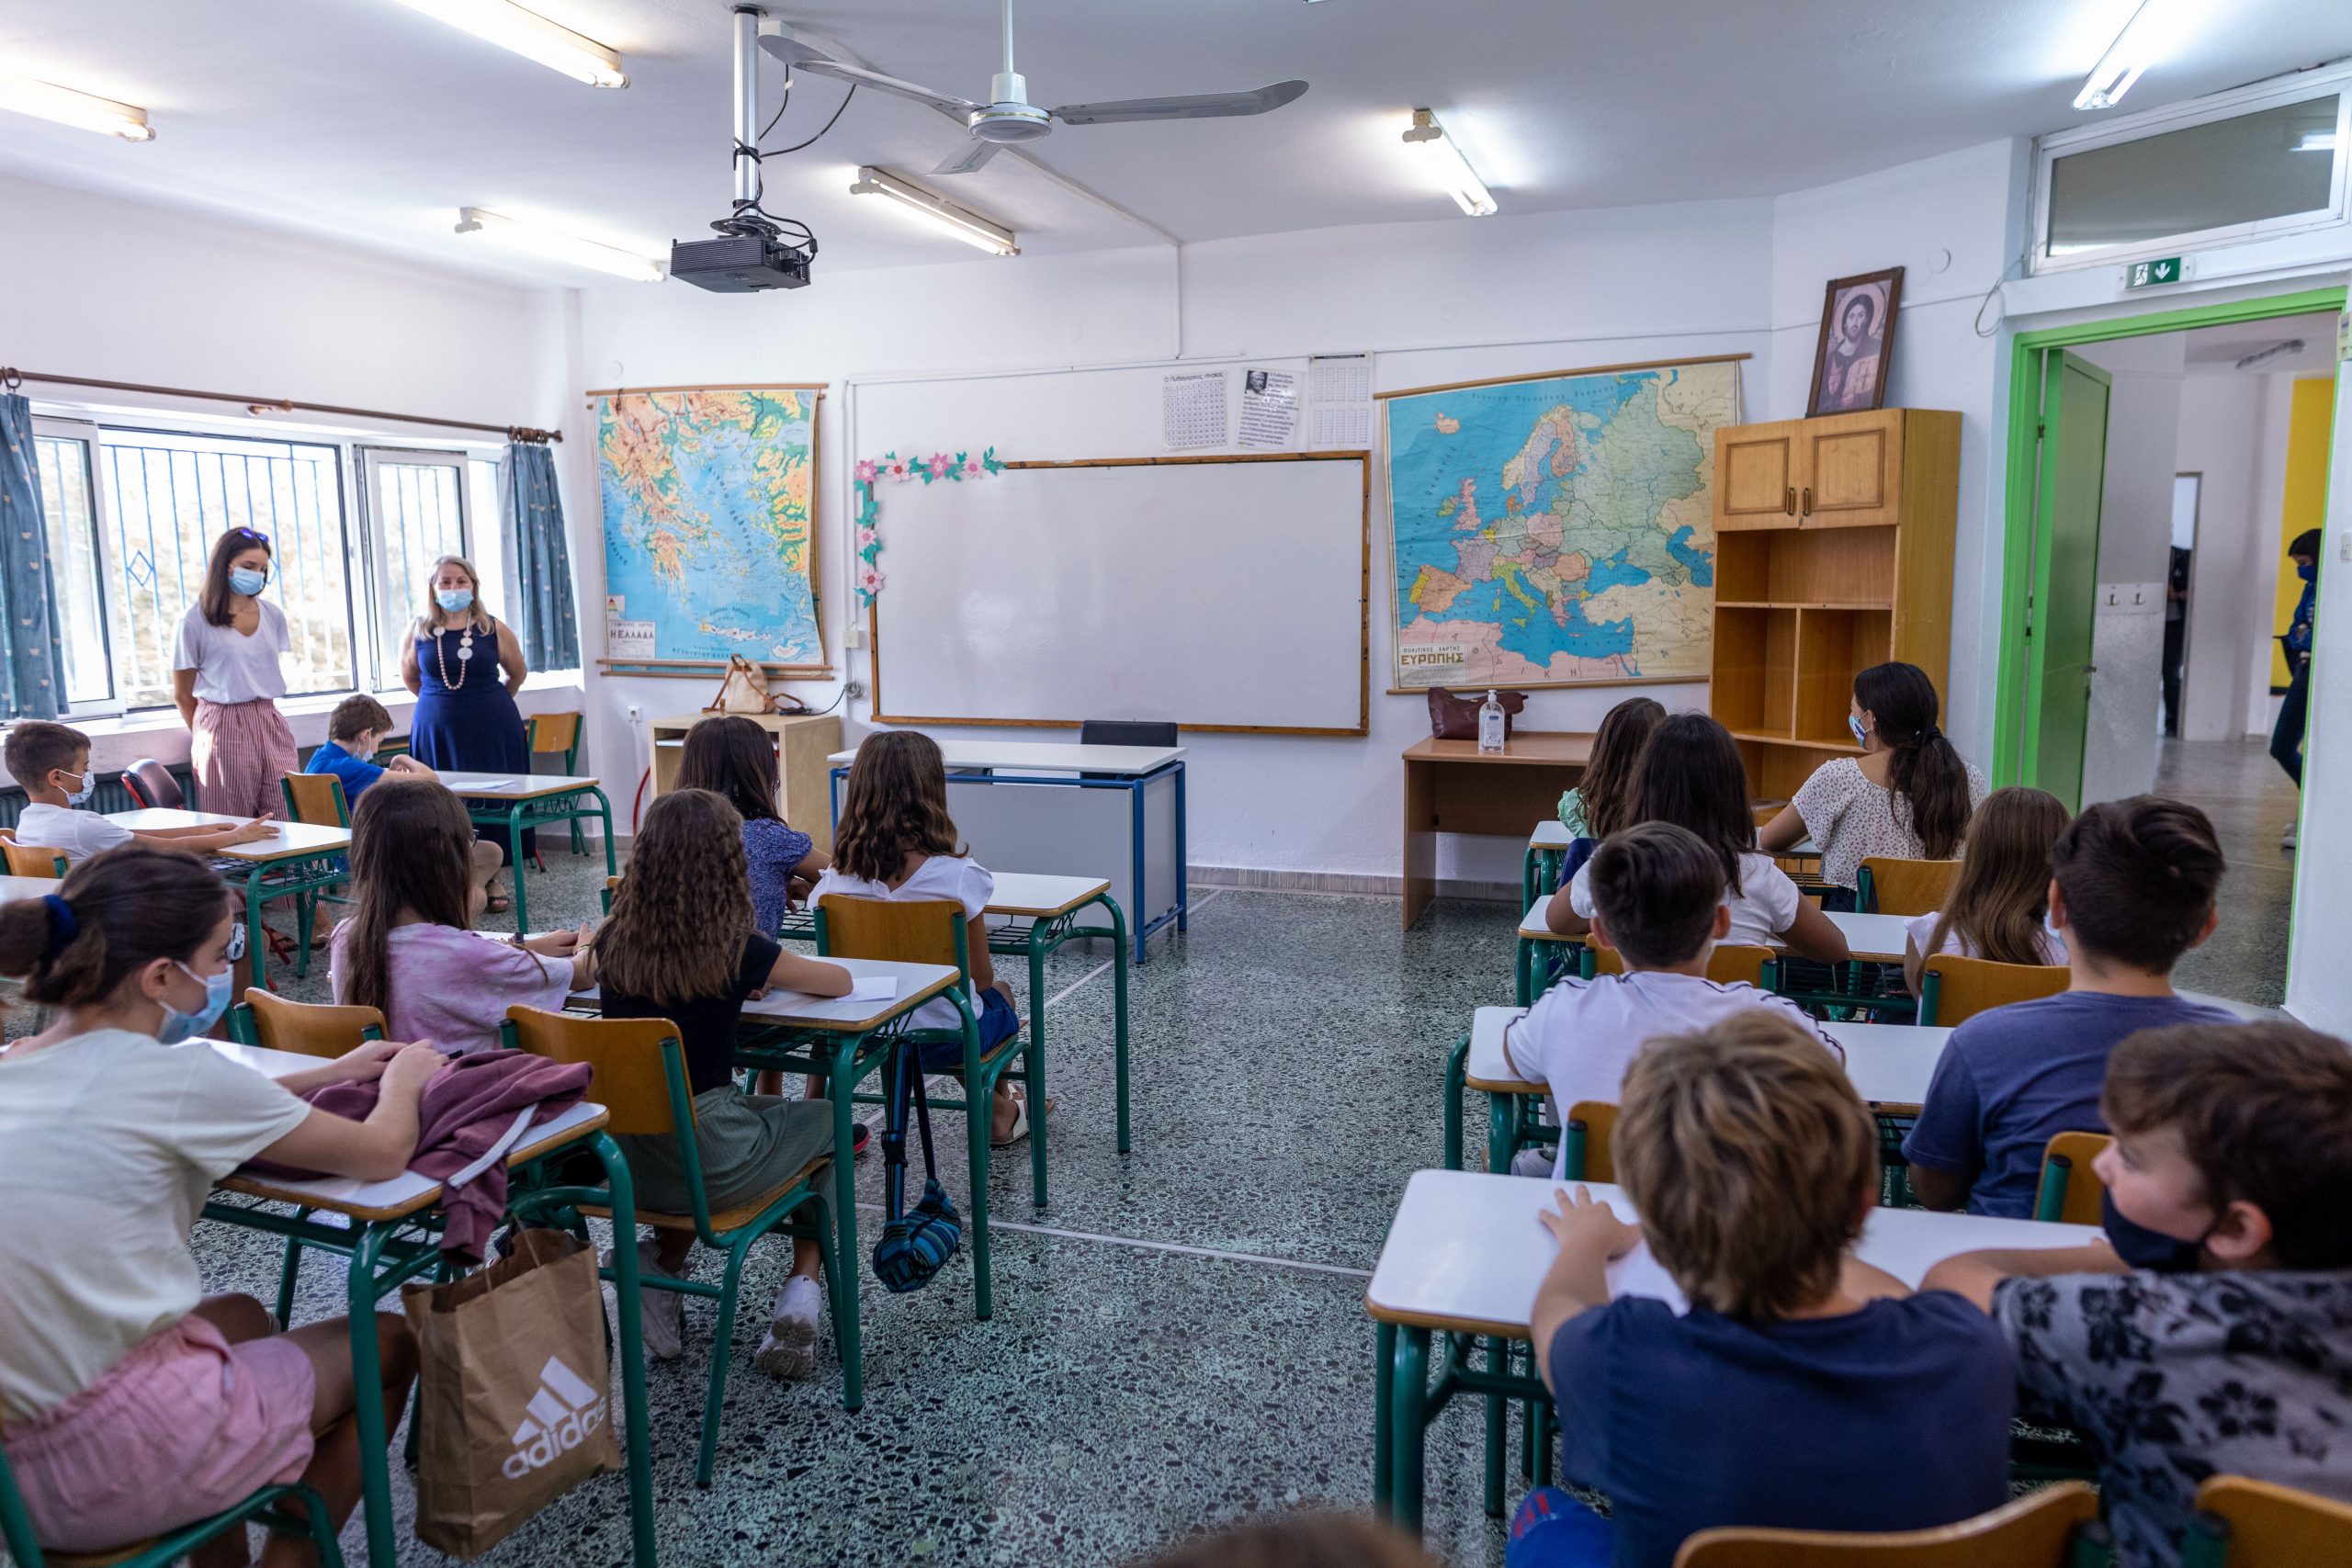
[399,556,532,913]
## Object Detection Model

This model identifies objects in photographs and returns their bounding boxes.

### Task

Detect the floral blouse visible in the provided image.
[1993,1269,2352,1567]
[1792,756,1987,891]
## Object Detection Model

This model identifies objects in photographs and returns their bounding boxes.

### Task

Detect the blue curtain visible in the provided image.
[503,441,580,671]
[0,393,66,720]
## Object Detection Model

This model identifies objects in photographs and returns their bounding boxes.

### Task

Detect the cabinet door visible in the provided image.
[1798,409,1904,529]
[1714,422,1802,531]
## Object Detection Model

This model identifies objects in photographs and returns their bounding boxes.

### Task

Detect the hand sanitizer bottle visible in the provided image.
[1477,689,1507,752]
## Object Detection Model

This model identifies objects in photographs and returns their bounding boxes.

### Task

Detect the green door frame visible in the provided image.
[1992,284,2347,787]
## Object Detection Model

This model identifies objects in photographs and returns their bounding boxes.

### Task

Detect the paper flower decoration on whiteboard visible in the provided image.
[852,446,1006,607]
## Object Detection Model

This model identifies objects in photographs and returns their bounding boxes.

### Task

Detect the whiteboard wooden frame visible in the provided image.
[592,385,828,675]
[869,450,1372,736]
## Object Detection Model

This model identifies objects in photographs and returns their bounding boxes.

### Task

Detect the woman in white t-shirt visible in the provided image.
[808,731,1039,1145]
[172,527,297,822]
[1901,785,2072,994]
[1546,713,1849,964]
[1760,661,1987,897]
[0,845,441,1559]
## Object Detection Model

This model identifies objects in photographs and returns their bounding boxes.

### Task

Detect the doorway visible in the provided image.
[1995,285,2345,1009]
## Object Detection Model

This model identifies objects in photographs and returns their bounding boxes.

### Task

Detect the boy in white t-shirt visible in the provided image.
[1506,821,1838,1179]
[5,721,276,863]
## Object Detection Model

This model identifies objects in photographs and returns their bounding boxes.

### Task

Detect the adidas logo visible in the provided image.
[503,1357,608,1480]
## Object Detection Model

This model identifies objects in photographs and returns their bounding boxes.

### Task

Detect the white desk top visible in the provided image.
[986,873,1113,918]
[201,1040,606,1219]
[827,739,1184,774]
[1464,1006,1951,1108]
[0,874,57,905]
[1517,910,1911,964]
[570,955,960,1033]
[107,808,350,863]
[1528,820,1574,850]
[437,771,600,799]
[1366,1168,2100,1335]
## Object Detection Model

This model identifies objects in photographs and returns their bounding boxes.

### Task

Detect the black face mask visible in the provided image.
[2101,1190,2210,1273]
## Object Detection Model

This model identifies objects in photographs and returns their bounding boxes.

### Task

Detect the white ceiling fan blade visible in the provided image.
[931,140,1004,176]
[1050,79,1307,126]
[755,37,979,117]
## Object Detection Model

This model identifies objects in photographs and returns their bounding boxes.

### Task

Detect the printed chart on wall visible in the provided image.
[1381,356,1740,690]
[594,387,825,668]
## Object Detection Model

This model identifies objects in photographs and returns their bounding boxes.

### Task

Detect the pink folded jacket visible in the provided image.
[254,1048,593,1261]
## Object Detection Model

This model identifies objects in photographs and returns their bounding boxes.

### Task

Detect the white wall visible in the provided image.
[2173,372,2300,741]
[2285,360,2352,1034]
[570,198,1778,886]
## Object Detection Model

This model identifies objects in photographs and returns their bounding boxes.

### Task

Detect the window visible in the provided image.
[22,418,532,717]
[2032,63,2350,275]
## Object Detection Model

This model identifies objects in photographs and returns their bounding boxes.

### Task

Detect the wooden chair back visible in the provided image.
[1560,1100,1617,1182]
[504,1006,686,1138]
[2034,1132,2114,1226]
[121,758,187,811]
[241,989,386,1059]
[1674,1481,2099,1568]
[815,894,967,973]
[2186,1475,2352,1568]
[1,840,66,879]
[1917,953,2070,1026]
[527,712,582,755]
[279,771,350,829]
[1580,943,1776,991]
[1858,856,1962,917]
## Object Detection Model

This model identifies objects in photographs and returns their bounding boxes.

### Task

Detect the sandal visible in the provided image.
[484,892,514,915]
[990,1093,1057,1147]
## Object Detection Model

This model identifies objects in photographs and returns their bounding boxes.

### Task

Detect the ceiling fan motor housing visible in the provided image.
[972,72,1053,141]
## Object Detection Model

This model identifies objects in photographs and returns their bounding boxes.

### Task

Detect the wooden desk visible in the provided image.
[1403,734,1592,929]
[1367,1168,2098,1531]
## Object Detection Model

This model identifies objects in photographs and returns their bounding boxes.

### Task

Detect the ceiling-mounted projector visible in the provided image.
[675,7,817,293]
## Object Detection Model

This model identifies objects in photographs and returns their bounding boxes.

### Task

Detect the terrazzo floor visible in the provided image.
[2153,737,2301,1009]
[179,854,1535,1568]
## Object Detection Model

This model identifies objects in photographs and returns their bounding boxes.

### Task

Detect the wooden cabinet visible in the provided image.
[1707,408,1960,800]
[647,711,842,853]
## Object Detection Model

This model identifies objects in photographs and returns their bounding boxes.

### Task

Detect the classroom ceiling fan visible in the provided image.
[759,0,1307,176]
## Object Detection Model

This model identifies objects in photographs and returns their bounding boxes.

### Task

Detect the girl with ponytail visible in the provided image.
[0,845,440,1561]
[1760,661,1987,897]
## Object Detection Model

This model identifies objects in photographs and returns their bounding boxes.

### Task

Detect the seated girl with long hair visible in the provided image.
[676,714,831,934]
[1902,786,2071,995]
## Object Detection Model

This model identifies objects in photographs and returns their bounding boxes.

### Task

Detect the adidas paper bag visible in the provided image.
[401,1228,619,1558]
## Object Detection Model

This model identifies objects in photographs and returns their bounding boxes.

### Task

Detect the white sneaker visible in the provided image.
[2283,821,2299,851]
[752,1276,824,1381]
[1510,1147,1554,1179]
[603,1237,686,1361]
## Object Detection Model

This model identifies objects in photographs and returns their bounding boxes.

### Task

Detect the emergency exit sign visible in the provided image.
[2124,255,2187,289]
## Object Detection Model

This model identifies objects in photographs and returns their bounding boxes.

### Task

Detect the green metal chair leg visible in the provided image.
[1443,1034,1470,1170]
[697,1241,750,1488]
[273,1224,307,1328]
[1483,1336,1507,1517]
[1373,1320,1396,1517]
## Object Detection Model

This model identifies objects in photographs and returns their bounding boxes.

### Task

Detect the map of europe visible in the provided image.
[597,389,820,665]
[1384,360,1738,689]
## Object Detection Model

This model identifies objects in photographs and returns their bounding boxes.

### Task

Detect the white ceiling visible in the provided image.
[2,0,2349,288]
[2183,311,2343,374]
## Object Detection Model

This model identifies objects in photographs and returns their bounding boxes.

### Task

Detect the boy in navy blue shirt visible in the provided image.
[1514,1011,2014,1568]
[303,694,435,807]
[1904,795,2235,1218]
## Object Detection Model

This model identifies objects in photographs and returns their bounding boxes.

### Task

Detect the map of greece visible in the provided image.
[1384,361,1737,689]
[597,389,821,665]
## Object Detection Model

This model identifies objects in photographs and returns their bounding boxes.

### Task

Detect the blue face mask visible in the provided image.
[59,769,96,807]
[435,588,474,614]
[1848,714,1870,748]
[228,566,268,597]
[2298,560,2315,582]
[155,961,235,1045]
[2100,1190,2211,1274]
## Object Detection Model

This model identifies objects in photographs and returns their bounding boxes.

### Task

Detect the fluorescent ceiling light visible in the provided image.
[454,208,662,281]
[849,167,1020,256]
[2294,130,2339,152]
[390,0,627,87]
[2074,0,2178,112]
[2235,339,2306,371]
[0,75,153,140]
[1402,108,1496,217]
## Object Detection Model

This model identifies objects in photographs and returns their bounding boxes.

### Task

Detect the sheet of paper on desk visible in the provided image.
[846,977,899,1002]
[464,779,519,791]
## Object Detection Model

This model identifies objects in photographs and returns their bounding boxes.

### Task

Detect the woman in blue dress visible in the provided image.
[400,555,533,913]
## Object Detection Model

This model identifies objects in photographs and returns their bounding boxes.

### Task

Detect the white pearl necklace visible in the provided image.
[434,622,478,690]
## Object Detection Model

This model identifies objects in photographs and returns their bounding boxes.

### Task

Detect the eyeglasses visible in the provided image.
[231,528,271,546]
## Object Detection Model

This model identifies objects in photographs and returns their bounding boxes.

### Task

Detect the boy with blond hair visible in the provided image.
[1512,1012,2014,1568]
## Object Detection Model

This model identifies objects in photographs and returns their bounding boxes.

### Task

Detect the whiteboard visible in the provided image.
[869,454,1368,734]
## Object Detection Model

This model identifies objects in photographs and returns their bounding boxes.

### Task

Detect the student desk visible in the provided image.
[108,809,352,986]
[570,955,960,1412]
[1366,1168,2100,1533]
[1403,735,1591,930]
[1444,1007,1954,1170]
[0,874,55,905]
[435,771,619,936]
[196,1041,657,1568]
[830,739,1184,964]
[1512,908,1914,1007]
[1821,910,1913,963]
[1522,823,1824,914]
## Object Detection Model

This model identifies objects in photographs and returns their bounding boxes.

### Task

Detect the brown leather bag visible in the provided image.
[1427,686,1527,740]
[705,654,777,716]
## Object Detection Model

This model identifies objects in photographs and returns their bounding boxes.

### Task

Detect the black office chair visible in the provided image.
[1078,720,1178,781]
[120,758,187,810]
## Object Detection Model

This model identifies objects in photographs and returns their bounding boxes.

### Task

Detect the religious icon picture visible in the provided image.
[1806,267,1904,417]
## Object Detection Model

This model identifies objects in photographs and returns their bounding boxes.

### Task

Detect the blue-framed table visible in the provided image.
[437,772,618,936]
[829,739,1185,964]
[108,809,352,987]
[570,956,963,1412]
[198,1040,657,1568]
[1366,1169,2100,1535]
